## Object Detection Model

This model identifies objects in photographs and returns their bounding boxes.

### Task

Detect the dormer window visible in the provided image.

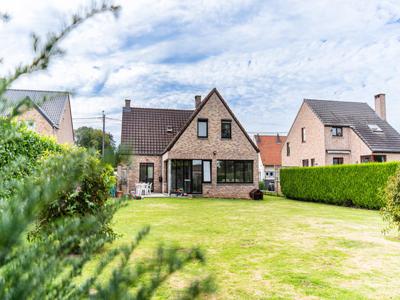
[166,126,173,133]
[368,124,383,133]
[331,127,343,137]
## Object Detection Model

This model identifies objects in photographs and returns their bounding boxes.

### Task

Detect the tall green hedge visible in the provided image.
[0,119,63,199]
[280,162,400,209]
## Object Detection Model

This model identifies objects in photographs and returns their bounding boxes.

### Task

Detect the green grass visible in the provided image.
[88,196,400,299]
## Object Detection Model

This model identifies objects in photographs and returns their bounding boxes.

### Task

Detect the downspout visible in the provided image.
[167,160,172,196]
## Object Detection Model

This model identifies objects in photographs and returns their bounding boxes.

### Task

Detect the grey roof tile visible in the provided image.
[1,89,69,127]
[305,99,400,153]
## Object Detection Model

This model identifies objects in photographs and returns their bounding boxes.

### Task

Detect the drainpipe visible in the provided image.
[167,160,172,196]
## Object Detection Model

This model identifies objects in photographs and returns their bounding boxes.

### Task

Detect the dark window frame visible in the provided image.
[333,157,344,165]
[217,160,254,184]
[302,159,309,167]
[301,127,306,143]
[170,159,206,194]
[202,160,212,183]
[221,119,232,139]
[361,155,387,163]
[139,163,154,192]
[332,127,343,137]
[197,118,208,138]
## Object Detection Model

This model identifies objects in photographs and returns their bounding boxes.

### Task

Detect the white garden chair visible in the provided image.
[146,183,152,195]
[135,183,146,196]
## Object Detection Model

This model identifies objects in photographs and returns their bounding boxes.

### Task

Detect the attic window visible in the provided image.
[166,126,173,133]
[368,124,383,133]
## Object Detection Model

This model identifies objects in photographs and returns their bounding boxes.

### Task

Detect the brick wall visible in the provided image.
[164,91,259,199]
[121,155,162,194]
[18,105,74,145]
[56,99,74,144]
[282,102,326,166]
[17,109,56,138]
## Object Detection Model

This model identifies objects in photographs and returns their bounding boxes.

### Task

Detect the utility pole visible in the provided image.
[102,110,105,158]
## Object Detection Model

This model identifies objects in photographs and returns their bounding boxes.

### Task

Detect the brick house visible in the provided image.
[119,88,259,199]
[254,134,287,191]
[2,89,74,144]
[282,94,400,167]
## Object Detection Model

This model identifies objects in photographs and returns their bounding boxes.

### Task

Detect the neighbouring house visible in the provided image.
[282,93,400,167]
[118,88,259,199]
[254,134,287,191]
[2,89,74,144]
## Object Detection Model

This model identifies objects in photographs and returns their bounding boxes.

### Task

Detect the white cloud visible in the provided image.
[2,0,400,142]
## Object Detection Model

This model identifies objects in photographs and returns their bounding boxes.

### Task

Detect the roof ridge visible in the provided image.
[256,134,287,137]
[304,98,368,105]
[130,107,194,112]
[7,88,69,94]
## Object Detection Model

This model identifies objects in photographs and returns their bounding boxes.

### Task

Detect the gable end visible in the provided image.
[163,88,259,153]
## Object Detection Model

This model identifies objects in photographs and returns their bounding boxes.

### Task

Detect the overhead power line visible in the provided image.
[72,116,102,120]
[72,112,121,158]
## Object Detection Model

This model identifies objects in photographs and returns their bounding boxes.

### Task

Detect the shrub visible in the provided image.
[381,166,400,233]
[259,180,266,190]
[30,149,117,244]
[280,162,400,209]
[1,146,214,299]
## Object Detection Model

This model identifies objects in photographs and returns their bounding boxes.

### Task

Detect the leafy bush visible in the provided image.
[280,162,400,209]
[0,119,62,199]
[1,146,214,299]
[259,180,266,190]
[30,149,117,244]
[381,166,400,233]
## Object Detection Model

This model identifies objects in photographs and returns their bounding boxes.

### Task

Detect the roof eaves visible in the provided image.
[32,101,59,129]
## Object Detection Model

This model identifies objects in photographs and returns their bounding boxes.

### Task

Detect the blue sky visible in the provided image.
[1,0,400,142]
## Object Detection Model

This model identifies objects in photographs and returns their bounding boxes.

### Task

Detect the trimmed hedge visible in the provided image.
[280,162,400,209]
[0,119,63,200]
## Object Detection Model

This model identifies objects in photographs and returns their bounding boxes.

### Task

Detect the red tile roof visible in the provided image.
[255,134,287,166]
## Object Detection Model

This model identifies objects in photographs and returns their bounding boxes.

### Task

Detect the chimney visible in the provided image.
[195,95,202,108]
[276,133,281,144]
[374,94,386,121]
[125,99,131,108]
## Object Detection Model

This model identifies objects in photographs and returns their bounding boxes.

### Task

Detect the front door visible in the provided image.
[139,163,154,191]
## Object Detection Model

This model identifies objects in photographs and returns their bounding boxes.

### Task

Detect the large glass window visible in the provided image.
[224,161,235,183]
[202,160,211,183]
[217,160,253,183]
[192,160,202,193]
[221,120,232,139]
[197,119,208,138]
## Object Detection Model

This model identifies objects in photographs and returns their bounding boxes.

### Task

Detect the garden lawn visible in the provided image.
[90,196,400,299]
